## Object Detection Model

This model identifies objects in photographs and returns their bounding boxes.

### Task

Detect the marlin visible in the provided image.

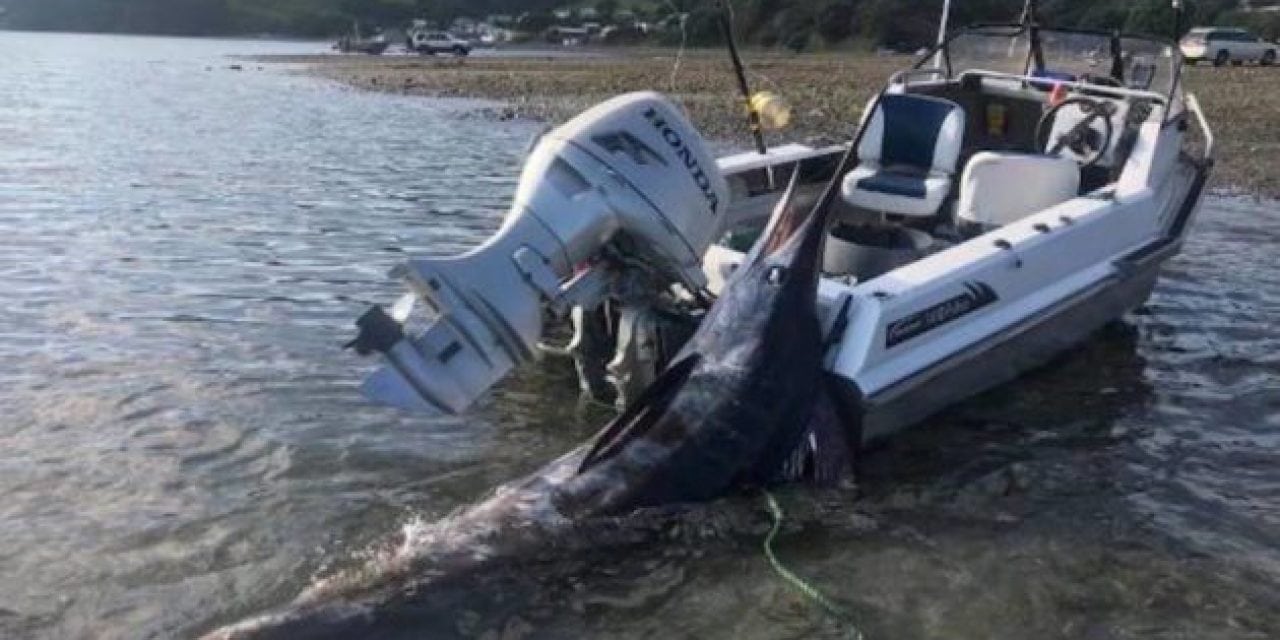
[204,156,857,639]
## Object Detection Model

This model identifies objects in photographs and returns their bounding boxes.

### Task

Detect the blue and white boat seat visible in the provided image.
[841,94,966,218]
[956,151,1080,230]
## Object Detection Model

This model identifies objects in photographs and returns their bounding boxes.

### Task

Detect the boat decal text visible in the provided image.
[886,282,999,348]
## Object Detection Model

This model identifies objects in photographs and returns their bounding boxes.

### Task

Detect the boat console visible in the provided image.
[807,26,1189,286]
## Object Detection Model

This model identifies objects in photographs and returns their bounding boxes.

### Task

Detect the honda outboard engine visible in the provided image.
[349,92,729,416]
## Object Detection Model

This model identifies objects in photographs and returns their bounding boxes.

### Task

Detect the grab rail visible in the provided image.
[1185,93,1215,162]
[957,69,1170,105]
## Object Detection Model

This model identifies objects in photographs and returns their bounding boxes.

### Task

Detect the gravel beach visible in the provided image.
[257,49,1280,197]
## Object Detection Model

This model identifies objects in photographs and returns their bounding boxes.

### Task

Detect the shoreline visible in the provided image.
[253,50,900,150]
[258,50,1280,198]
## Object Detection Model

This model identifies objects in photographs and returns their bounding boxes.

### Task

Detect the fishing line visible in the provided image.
[762,490,865,639]
[666,0,689,93]
[749,66,783,93]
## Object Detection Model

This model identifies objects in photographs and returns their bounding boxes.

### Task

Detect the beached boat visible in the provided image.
[347,6,1213,449]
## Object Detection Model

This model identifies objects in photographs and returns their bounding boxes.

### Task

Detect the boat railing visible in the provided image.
[955,70,1170,106]
[1185,93,1215,163]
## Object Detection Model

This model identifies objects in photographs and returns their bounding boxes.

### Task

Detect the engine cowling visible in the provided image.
[528,91,729,279]
[350,92,728,416]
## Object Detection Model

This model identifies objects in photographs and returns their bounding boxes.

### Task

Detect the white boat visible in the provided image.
[347,16,1214,449]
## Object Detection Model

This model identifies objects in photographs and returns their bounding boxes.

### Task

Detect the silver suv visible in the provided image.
[1181,27,1276,67]
[408,31,472,56]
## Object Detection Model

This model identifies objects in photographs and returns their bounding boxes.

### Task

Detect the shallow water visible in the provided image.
[1,31,1277,640]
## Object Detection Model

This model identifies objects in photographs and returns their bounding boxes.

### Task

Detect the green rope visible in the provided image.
[762,490,865,640]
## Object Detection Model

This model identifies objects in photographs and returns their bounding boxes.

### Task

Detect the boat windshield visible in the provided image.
[917,24,1180,101]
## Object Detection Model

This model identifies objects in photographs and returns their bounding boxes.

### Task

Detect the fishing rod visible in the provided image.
[716,0,768,157]
[1024,0,1044,70]
[1021,0,1046,72]
[1172,0,1184,41]
[934,0,953,69]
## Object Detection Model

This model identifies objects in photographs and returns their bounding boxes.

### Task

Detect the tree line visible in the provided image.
[661,0,1276,49]
[2,0,1277,43]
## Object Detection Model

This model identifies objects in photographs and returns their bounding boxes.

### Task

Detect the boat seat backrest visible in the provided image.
[858,94,965,175]
[842,94,966,218]
[957,151,1080,231]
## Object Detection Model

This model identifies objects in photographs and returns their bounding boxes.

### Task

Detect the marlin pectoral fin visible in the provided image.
[808,391,856,486]
[775,390,854,486]
[578,354,701,472]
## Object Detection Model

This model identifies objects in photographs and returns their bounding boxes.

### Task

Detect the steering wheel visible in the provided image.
[1035,96,1116,169]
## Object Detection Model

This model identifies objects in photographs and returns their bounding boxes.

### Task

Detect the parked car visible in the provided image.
[1181,27,1276,67]
[408,31,472,56]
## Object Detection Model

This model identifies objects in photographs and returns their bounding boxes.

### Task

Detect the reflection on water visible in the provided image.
[1,31,1278,640]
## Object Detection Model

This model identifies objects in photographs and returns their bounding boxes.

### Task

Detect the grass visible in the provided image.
[259,50,1280,198]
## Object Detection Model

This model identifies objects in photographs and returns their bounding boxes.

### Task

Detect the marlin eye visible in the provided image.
[766,266,788,285]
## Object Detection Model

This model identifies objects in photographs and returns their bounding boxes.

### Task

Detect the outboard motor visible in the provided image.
[348,92,729,416]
